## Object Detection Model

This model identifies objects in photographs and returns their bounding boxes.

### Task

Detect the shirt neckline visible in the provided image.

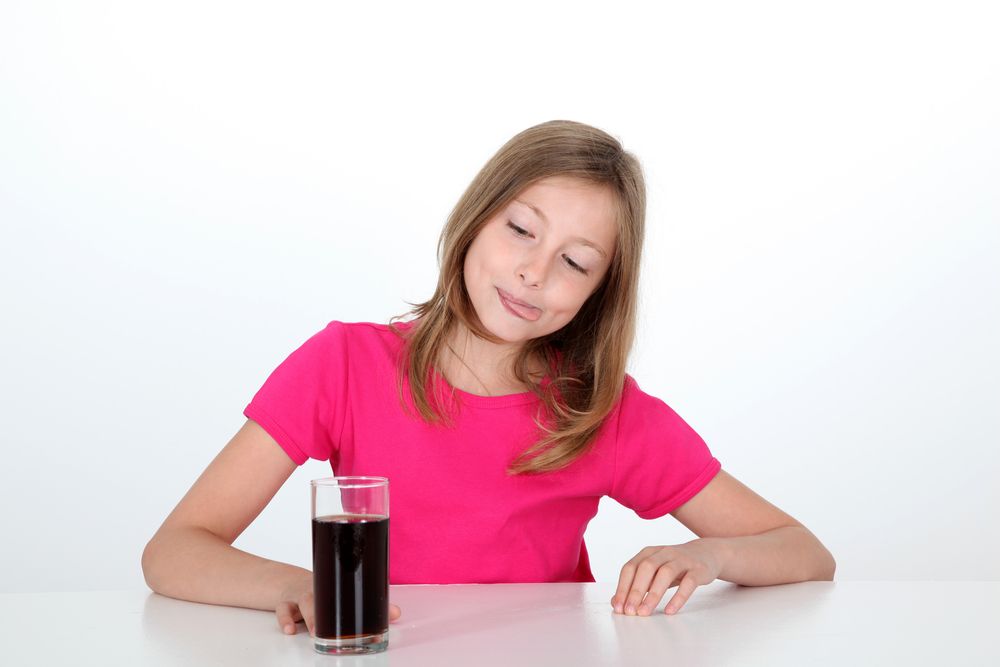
[432,368,542,408]
[386,318,554,408]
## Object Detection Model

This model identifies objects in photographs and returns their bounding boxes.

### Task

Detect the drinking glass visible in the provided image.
[310,476,390,655]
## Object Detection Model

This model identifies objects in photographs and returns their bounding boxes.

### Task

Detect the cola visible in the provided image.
[311,513,389,639]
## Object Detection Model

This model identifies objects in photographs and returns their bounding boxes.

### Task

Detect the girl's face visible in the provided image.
[463,175,618,346]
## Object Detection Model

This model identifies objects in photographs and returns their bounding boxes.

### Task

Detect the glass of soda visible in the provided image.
[310,476,389,655]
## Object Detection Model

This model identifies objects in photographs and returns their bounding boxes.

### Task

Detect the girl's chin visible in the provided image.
[477,313,532,343]
[483,323,526,343]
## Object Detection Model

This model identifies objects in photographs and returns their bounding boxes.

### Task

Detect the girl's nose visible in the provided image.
[517,255,546,288]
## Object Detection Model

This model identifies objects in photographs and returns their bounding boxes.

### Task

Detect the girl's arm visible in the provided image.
[612,469,835,616]
[669,469,836,583]
[141,420,305,609]
[141,420,402,634]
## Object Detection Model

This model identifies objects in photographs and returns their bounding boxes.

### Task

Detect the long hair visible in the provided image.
[388,119,646,475]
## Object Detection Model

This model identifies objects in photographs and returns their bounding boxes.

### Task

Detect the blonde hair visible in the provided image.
[388,119,646,475]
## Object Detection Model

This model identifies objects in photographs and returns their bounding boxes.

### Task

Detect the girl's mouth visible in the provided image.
[497,288,541,321]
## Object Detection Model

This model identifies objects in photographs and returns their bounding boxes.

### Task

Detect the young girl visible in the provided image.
[141,120,835,636]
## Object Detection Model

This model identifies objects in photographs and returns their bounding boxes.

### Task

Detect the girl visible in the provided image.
[141,120,835,636]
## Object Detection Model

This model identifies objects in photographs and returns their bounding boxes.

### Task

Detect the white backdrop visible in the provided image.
[1,1,997,593]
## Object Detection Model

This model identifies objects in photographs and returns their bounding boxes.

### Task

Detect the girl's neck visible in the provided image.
[438,323,543,397]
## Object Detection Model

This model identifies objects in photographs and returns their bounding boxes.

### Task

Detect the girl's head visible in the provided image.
[462,174,618,349]
[440,121,645,351]
[394,119,646,474]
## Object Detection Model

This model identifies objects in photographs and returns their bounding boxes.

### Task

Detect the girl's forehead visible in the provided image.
[520,174,607,197]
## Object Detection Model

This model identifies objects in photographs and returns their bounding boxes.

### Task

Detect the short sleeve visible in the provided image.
[243,321,350,465]
[609,375,722,520]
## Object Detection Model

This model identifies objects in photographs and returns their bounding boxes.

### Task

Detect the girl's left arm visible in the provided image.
[611,469,836,616]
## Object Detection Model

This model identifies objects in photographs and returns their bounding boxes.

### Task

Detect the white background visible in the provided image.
[1,0,997,593]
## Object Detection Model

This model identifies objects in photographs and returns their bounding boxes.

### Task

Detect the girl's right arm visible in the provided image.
[140,419,400,635]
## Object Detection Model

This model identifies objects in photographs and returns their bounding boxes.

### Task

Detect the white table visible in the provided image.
[1,581,996,666]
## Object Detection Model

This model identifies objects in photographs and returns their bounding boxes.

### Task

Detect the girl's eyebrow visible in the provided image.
[513,198,547,222]
[513,199,608,259]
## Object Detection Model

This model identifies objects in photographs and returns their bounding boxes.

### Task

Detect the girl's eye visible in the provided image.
[507,220,590,275]
[508,222,530,237]
[564,257,588,275]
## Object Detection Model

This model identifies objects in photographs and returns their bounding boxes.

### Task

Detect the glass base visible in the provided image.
[314,630,388,655]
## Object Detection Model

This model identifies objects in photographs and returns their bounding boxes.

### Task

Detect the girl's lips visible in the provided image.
[497,288,541,321]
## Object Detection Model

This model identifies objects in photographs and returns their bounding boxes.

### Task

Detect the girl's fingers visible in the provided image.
[282,599,401,635]
[276,601,300,635]
[626,561,678,615]
[612,548,656,612]
[621,555,672,615]
[612,565,638,613]
[664,572,700,615]
[637,566,683,616]
[299,596,315,637]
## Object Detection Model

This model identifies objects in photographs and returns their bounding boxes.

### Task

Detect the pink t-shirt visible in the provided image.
[243,320,721,584]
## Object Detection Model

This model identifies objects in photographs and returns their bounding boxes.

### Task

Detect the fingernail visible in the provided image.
[665,606,675,615]
[638,605,649,615]
[284,624,294,633]
[614,604,623,613]
[625,604,635,615]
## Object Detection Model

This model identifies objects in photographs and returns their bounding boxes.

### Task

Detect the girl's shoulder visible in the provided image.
[319,319,416,337]
[345,318,418,337]
[603,374,675,430]
[320,319,414,359]
[615,374,707,445]
[350,319,417,349]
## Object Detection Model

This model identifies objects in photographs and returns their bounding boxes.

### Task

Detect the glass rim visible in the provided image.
[310,476,388,489]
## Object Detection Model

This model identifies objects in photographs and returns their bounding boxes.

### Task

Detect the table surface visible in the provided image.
[1,581,996,666]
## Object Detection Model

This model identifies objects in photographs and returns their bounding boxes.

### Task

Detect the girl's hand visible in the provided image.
[611,540,725,616]
[276,575,402,635]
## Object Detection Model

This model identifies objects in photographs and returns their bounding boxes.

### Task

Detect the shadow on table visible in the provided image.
[608,581,836,666]
[140,582,833,664]
[141,592,381,666]
[384,583,601,658]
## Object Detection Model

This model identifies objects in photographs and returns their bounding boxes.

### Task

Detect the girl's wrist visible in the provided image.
[687,536,732,575]
[268,563,313,608]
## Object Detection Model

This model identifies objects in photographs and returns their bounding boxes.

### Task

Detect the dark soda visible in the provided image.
[312,514,389,639]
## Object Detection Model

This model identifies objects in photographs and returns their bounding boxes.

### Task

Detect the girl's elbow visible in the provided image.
[817,547,836,581]
[141,538,165,592]
[818,559,836,581]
